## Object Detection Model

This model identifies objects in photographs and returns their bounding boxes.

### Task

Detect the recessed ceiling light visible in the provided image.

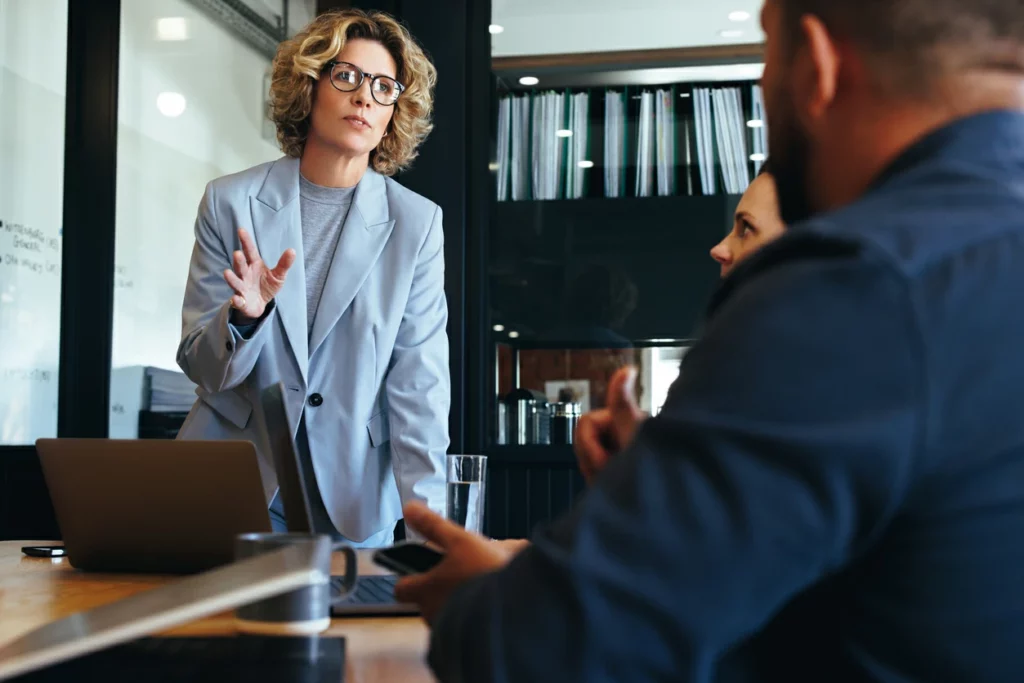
[556,129,573,138]
[750,153,767,162]
[156,17,188,41]
[747,119,765,128]
[577,160,594,169]
[493,324,505,332]
[519,76,539,86]
[728,10,751,22]
[489,24,504,34]
[508,331,520,339]
[719,29,744,39]
[156,92,187,117]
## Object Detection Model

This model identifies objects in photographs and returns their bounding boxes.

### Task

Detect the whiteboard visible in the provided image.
[0,0,68,445]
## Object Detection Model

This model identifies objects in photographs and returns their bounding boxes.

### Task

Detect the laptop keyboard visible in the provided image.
[331,574,398,606]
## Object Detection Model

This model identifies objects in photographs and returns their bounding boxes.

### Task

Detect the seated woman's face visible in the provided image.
[710,172,786,278]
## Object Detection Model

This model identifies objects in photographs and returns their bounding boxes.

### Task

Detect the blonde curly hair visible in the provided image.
[269,9,436,176]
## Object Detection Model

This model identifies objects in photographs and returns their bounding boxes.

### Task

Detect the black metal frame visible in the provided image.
[57,0,120,440]
[324,60,406,105]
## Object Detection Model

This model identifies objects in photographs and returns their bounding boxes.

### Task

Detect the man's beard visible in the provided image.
[767,94,815,226]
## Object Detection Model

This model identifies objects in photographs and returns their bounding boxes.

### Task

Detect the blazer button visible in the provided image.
[225,340,233,352]
[308,393,323,407]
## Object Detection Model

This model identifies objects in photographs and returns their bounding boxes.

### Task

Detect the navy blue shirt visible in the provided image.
[429,111,1024,683]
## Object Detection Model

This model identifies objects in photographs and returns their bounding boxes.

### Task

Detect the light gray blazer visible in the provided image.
[175,156,449,542]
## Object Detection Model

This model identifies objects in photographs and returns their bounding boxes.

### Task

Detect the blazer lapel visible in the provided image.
[308,169,395,359]
[250,157,309,384]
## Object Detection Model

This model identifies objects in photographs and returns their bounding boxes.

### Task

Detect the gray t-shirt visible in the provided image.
[299,175,356,336]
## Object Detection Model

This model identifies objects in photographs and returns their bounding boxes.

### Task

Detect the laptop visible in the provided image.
[35,438,272,573]
[260,382,419,616]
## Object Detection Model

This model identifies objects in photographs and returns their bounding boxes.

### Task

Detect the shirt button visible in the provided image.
[225,340,233,352]
[308,393,323,407]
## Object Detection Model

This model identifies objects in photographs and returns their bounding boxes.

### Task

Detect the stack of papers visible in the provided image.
[145,367,197,413]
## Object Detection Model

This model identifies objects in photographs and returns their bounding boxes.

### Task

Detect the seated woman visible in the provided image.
[710,161,787,277]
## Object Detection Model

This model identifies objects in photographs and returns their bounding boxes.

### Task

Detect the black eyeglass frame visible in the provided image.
[323,60,406,106]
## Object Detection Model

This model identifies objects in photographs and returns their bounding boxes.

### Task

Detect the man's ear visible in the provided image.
[793,13,841,126]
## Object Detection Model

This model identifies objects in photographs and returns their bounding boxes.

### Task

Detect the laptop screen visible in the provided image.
[259,383,315,533]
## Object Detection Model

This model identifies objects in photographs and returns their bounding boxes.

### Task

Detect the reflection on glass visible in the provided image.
[542,263,638,346]
[109,0,315,438]
[0,0,68,444]
[494,340,690,445]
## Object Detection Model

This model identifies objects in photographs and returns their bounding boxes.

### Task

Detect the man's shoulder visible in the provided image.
[800,162,1024,281]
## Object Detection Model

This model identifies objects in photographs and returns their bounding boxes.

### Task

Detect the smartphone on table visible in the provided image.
[21,545,66,558]
[372,542,443,576]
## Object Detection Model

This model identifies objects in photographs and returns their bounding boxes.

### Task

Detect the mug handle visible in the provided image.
[329,542,358,604]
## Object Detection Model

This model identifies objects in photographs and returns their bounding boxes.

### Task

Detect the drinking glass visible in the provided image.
[446,455,487,533]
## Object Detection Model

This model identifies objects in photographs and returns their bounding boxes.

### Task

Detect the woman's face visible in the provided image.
[710,172,787,278]
[308,38,398,161]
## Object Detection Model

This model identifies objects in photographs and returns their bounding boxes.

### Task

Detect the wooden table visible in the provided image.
[0,541,434,682]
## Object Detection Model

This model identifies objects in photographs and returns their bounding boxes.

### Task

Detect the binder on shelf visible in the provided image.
[676,88,697,197]
[565,91,590,200]
[496,96,512,201]
[603,90,626,198]
[496,78,763,201]
[531,91,566,200]
[654,88,676,197]
[510,94,531,201]
[750,84,769,173]
[634,90,655,198]
[693,87,716,196]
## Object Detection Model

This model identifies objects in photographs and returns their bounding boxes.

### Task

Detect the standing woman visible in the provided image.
[176,10,448,547]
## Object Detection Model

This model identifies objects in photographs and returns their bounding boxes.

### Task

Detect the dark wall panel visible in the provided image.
[330,0,492,455]
[486,461,587,540]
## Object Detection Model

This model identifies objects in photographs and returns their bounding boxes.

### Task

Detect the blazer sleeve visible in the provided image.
[176,181,276,393]
[426,242,925,682]
[385,205,450,539]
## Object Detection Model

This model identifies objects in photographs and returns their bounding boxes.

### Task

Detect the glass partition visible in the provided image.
[0,0,68,444]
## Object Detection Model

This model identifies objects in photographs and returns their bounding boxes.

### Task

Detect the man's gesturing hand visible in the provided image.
[575,366,646,484]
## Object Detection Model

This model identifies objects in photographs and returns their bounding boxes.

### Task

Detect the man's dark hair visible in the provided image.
[756,157,774,178]
[779,0,1024,92]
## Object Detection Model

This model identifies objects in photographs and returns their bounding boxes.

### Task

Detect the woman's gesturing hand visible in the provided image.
[223,228,296,323]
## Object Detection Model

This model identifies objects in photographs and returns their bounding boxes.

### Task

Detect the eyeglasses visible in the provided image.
[324,60,405,106]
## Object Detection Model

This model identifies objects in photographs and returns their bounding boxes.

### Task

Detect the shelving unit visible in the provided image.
[481,56,764,538]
